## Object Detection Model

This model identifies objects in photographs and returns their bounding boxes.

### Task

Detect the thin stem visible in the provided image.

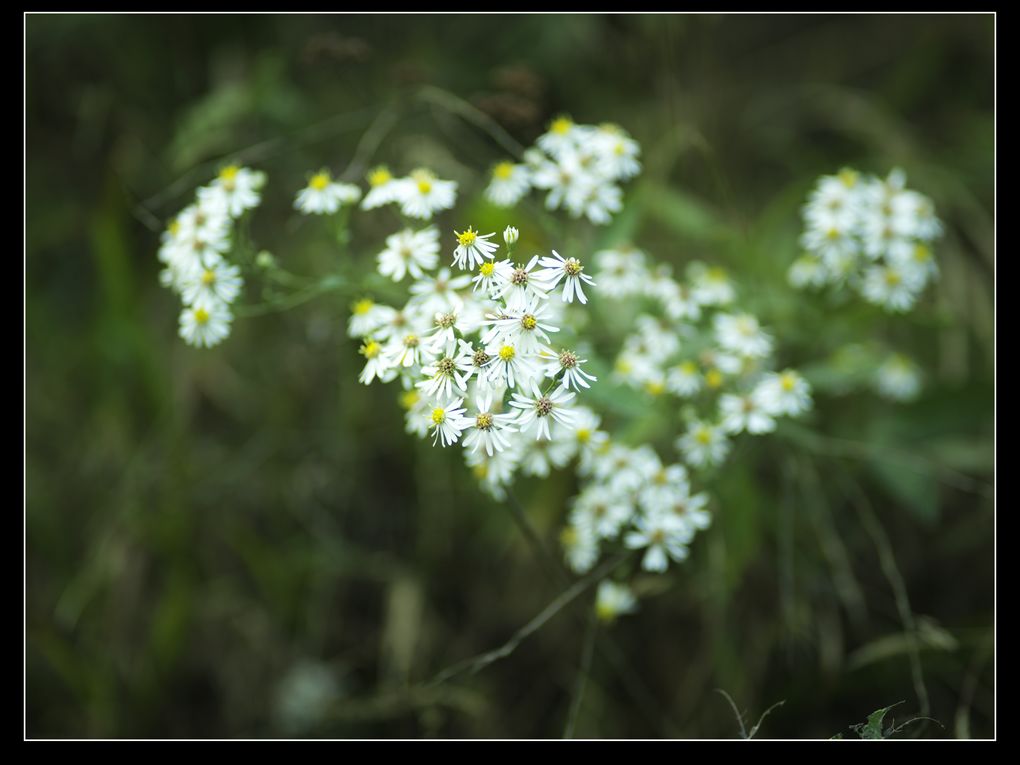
[563,607,598,739]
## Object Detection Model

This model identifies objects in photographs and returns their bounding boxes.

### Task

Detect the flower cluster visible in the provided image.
[358,166,458,220]
[156,164,265,348]
[349,225,601,500]
[550,249,814,575]
[790,168,942,312]
[483,117,640,224]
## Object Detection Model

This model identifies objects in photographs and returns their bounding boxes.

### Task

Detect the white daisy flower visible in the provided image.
[874,353,922,401]
[198,165,265,219]
[294,170,361,215]
[688,263,735,306]
[624,510,694,572]
[484,341,538,390]
[540,348,597,391]
[571,485,632,541]
[461,392,518,457]
[384,331,428,369]
[408,267,472,315]
[399,389,431,438]
[518,433,577,477]
[714,313,774,358]
[592,123,641,180]
[535,250,596,304]
[174,202,231,247]
[593,246,649,299]
[453,340,497,391]
[719,392,777,435]
[376,227,441,282]
[482,299,559,354]
[180,259,243,307]
[755,370,812,417]
[536,115,582,159]
[860,264,922,312]
[485,161,532,207]
[361,166,403,210]
[508,384,576,441]
[397,168,457,220]
[428,398,470,447]
[347,298,395,338]
[358,338,397,385]
[667,489,712,535]
[666,361,702,397]
[595,581,638,623]
[178,295,233,348]
[677,421,730,469]
[787,254,829,289]
[568,181,623,225]
[452,226,499,270]
[471,258,514,297]
[561,523,599,575]
[493,255,552,312]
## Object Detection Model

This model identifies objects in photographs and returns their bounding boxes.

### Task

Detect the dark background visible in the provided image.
[26,14,994,738]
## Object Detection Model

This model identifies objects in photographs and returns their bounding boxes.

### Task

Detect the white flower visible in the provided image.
[624,510,694,572]
[592,123,641,180]
[361,166,403,210]
[860,264,922,312]
[294,171,361,215]
[358,338,397,385]
[493,255,552,312]
[787,254,828,289]
[719,392,777,435]
[536,115,582,158]
[179,295,232,348]
[593,246,649,299]
[453,340,497,391]
[569,181,623,225]
[570,485,632,541]
[755,370,812,417]
[535,250,596,304]
[400,389,431,438]
[518,433,576,477]
[637,459,691,515]
[595,581,638,623]
[174,202,231,248]
[452,226,499,270]
[461,392,518,457]
[470,258,514,298]
[384,331,428,369]
[677,421,730,469]
[666,489,712,535]
[540,348,597,391]
[198,165,265,218]
[666,361,702,397]
[347,298,395,338]
[688,263,735,306]
[428,398,470,447]
[376,227,440,282]
[397,168,457,220]
[874,353,922,401]
[561,523,599,574]
[484,341,538,390]
[180,259,243,307]
[503,226,519,246]
[714,313,773,358]
[408,267,472,315]
[416,351,470,400]
[508,384,576,441]
[482,299,559,354]
[485,162,531,207]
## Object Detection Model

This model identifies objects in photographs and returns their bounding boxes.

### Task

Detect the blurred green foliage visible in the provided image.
[26,13,993,738]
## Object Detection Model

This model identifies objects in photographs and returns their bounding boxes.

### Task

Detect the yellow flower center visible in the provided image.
[499,345,516,362]
[399,390,419,410]
[193,307,210,325]
[219,165,239,182]
[695,427,713,445]
[645,380,665,396]
[201,269,216,285]
[479,261,495,277]
[472,463,488,480]
[680,360,698,375]
[368,167,392,187]
[353,298,374,315]
[431,408,446,425]
[417,179,432,194]
[576,428,591,444]
[309,172,330,190]
[838,168,859,188]
[825,227,840,241]
[560,526,578,547]
[360,340,380,359]
[780,372,797,392]
[168,220,180,237]
[493,162,514,180]
[550,116,573,135]
[914,244,931,262]
[885,269,902,287]
[705,369,723,389]
[521,315,537,331]
[456,227,477,247]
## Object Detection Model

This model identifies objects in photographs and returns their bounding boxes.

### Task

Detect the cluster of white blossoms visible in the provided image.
[790,167,943,313]
[349,224,605,500]
[357,166,458,220]
[549,249,814,577]
[157,164,265,348]
[483,116,640,225]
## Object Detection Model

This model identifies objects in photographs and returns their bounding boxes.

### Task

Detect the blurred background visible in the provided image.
[26,14,994,738]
